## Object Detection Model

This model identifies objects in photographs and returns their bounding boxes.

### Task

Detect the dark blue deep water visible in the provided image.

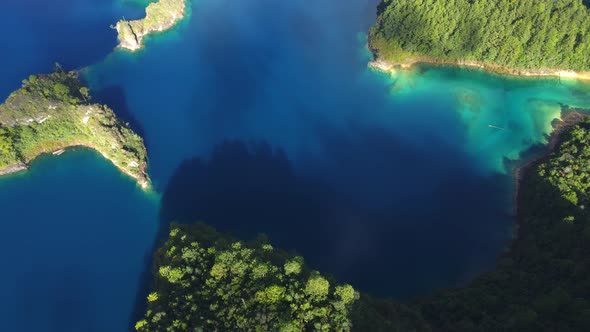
[0,151,159,332]
[3,0,590,331]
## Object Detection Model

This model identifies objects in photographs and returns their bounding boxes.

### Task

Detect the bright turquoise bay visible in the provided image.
[2,0,590,330]
[383,66,590,173]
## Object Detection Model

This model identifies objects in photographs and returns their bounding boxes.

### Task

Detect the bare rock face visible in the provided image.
[115,21,141,52]
[0,163,26,176]
[114,0,187,52]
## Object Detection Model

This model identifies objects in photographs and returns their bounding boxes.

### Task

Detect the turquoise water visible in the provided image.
[3,0,590,330]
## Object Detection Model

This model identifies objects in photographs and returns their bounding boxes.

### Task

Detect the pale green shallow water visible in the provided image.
[377,63,590,173]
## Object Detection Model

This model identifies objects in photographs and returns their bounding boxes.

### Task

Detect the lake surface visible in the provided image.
[0,150,160,332]
[2,0,590,330]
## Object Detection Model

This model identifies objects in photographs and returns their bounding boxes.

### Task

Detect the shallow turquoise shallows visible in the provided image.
[2,0,590,330]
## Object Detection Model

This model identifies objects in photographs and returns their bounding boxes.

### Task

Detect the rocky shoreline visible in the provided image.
[0,163,26,176]
[0,145,150,189]
[369,57,590,81]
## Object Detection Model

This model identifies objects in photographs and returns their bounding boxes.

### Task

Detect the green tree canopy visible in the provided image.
[136,223,359,332]
[370,0,590,71]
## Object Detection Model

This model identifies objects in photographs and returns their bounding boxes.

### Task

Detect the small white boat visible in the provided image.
[488,124,506,130]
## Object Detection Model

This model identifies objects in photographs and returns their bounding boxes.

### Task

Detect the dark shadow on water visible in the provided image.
[159,140,350,249]
[152,133,513,302]
[127,139,349,331]
[127,239,164,332]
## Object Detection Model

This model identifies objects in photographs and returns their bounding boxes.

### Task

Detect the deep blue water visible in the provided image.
[0,150,159,332]
[2,0,590,331]
[0,0,147,96]
[0,2,159,331]
[84,0,514,299]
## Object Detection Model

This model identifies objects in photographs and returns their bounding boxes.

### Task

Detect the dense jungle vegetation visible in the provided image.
[135,223,358,332]
[0,67,148,184]
[370,0,590,71]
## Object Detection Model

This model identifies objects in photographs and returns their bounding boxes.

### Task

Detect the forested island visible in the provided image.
[0,67,149,188]
[115,0,187,51]
[136,118,590,331]
[369,0,590,79]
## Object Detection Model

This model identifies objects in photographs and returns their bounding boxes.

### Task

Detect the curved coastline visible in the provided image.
[0,144,150,190]
[367,54,590,216]
[513,111,589,213]
[76,142,149,190]
[0,162,26,176]
[0,70,151,190]
[369,57,590,81]
[367,53,590,231]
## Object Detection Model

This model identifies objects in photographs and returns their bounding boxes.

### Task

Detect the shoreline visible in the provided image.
[366,54,590,214]
[367,53,590,252]
[512,110,588,217]
[0,70,150,191]
[0,163,26,176]
[369,57,590,82]
[114,0,187,52]
[0,145,150,190]
[367,54,590,221]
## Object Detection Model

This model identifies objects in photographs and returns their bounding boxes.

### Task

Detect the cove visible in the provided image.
[83,0,590,301]
[2,0,590,331]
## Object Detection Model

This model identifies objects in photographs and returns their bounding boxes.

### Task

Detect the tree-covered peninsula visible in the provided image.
[0,67,149,188]
[370,0,590,77]
[115,0,187,51]
[135,223,358,332]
